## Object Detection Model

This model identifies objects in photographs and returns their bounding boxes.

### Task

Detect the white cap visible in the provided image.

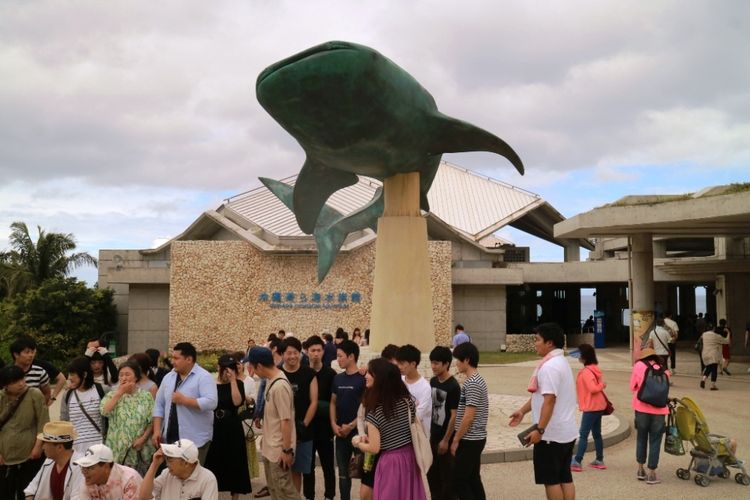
[74,444,114,467]
[161,439,199,464]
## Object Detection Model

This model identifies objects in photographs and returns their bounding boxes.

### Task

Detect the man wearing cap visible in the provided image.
[152,342,217,465]
[75,444,141,500]
[24,421,85,500]
[245,346,297,500]
[139,438,218,500]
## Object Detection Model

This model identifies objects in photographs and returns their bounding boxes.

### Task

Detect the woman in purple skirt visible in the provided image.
[353,358,426,500]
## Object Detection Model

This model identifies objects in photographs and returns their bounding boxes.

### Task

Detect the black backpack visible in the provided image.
[636,360,669,407]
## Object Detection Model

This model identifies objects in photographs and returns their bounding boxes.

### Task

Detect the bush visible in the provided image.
[196,350,225,373]
[1,277,116,369]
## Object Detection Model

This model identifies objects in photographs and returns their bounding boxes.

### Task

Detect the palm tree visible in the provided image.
[0,222,97,297]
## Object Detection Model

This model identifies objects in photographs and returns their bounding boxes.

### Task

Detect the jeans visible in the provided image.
[574,411,603,462]
[634,411,666,470]
[454,438,486,500]
[303,437,336,499]
[335,434,355,500]
[427,435,456,500]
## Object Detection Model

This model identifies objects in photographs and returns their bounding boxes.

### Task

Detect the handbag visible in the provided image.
[587,367,614,415]
[348,450,365,479]
[408,400,432,474]
[664,411,685,456]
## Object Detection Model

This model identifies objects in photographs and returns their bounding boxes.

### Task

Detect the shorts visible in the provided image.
[293,440,314,474]
[533,440,575,485]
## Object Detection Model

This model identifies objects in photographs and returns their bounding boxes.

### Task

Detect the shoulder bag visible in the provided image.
[586,367,614,415]
[73,389,104,438]
[408,399,432,474]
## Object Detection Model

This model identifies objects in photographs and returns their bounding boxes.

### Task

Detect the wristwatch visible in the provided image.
[538,427,545,435]
[282,448,295,456]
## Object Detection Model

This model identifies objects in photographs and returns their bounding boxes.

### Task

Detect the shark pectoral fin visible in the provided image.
[259,177,295,212]
[431,113,525,175]
[294,158,358,234]
[314,187,384,283]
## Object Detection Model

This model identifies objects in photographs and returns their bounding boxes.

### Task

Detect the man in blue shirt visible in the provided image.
[452,324,471,348]
[152,342,218,465]
[329,340,365,500]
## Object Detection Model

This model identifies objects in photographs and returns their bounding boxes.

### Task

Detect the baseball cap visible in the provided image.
[38,421,78,443]
[218,354,238,368]
[242,346,274,365]
[74,444,114,467]
[161,439,199,464]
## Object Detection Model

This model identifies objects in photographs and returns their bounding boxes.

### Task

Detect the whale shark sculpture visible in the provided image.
[256,41,524,282]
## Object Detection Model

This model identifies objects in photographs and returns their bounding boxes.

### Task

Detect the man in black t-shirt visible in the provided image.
[302,335,337,500]
[329,340,365,500]
[427,346,461,500]
[280,337,318,493]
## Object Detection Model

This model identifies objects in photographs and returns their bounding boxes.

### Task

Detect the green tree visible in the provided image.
[0,221,97,298]
[1,278,116,368]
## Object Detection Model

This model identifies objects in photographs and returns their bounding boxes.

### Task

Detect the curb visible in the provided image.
[481,412,631,464]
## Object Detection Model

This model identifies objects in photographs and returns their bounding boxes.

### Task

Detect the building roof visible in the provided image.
[223,161,585,246]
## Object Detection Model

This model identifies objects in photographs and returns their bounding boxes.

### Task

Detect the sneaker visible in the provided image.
[570,459,583,472]
[710,386,718,391]
[637,467,647,480]
[590,460,607,470]
[700,380,705,389]
[646,472,661,484]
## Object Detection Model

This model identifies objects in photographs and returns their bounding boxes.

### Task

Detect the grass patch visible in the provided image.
[479,351,538,364]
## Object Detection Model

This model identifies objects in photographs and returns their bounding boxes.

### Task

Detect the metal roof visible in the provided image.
[225,162,547,241]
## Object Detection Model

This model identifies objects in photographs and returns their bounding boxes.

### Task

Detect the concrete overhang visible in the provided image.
[105,267,170,284]
[451,267,524,285]
[554,189,750,239]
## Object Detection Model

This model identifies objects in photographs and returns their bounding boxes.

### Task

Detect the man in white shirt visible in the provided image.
[649,318,673,368]
[24,421,84,500]
[139,439,218,500]
[664,312,679,371]
[510,323,578,500]
[395,344,431,437]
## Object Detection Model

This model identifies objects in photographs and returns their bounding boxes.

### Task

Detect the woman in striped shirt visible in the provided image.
[353,358,426,500]
[61,356,106,453]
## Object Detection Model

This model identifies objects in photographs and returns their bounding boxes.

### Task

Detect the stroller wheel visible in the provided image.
[676,468,690,480]
[695,474,710,487]
[719,468,730,479]
[736,473,750,486]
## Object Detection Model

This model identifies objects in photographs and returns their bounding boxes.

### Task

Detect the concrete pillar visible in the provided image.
[630,233,654,362]
[370,172,434,353]
[564,241,580,262]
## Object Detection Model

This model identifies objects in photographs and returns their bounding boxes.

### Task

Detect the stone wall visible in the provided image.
[170,240,452,351]
[505,333,594,352]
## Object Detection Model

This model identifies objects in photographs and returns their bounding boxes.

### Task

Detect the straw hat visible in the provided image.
[638,347,658,360]
[37,421,78,443]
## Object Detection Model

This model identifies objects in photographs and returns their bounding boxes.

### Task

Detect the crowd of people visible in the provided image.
[0,316,743,499]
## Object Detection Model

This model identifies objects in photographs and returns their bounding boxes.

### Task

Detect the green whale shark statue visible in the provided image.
[256,40,524,282]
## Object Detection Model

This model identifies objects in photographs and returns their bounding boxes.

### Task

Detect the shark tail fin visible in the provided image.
[432,113,524,175]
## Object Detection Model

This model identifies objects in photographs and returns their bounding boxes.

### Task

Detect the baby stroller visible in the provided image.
[668,397,749,487]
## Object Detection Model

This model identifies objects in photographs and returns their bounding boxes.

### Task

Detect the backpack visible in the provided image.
[636,360,669,408]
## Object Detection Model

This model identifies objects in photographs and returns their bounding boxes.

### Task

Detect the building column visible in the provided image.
[630,233,654,363]
[563,241,580,262]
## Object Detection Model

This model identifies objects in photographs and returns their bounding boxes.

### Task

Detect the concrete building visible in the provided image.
[99,164,750,356]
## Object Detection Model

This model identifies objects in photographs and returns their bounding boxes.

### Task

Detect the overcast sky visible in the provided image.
[2,0,749,285]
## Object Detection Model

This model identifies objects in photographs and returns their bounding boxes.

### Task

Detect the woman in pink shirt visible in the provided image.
[571,344,607,472]
[630,347,670,485]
